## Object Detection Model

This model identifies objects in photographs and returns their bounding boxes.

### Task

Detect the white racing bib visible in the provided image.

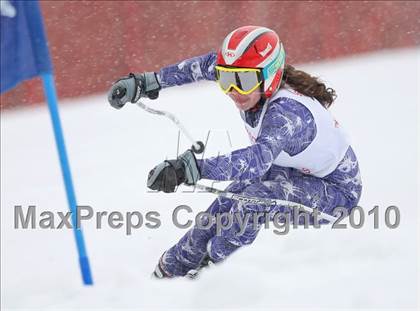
[243,87,350,177]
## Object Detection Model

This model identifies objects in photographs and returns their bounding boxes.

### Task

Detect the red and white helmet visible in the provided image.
[217,25,286,98]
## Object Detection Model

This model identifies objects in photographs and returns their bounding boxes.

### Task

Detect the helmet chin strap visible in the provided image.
[249,84,268,112]
[249,96,266,113]
[258,95,267,106]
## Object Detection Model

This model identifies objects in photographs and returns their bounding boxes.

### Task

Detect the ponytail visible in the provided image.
[281,64,337,108]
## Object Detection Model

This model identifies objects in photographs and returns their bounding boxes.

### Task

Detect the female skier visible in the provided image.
[108,26,362,278]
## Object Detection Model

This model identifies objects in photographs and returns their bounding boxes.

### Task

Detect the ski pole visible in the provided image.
[136,100,205,154]
[188,183,339,223]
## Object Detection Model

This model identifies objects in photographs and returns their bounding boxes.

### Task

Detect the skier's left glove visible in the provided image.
[147,150,201,193]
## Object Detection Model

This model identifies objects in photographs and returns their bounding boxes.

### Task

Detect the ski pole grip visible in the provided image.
[113,86,126,99]
[191,141,205,154]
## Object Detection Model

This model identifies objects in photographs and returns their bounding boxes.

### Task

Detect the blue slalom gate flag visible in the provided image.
[1,0,93,285]
[0,0,52,92]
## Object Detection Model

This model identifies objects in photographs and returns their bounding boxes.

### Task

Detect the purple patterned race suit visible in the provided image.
[155,52,362,276]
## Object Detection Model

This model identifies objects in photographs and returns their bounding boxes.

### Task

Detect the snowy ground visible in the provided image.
[1,47,419,310]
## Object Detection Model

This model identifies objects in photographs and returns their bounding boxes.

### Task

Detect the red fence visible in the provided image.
[1,1,419,109]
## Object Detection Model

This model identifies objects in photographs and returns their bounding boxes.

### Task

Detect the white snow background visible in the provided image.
[1,47,419,310]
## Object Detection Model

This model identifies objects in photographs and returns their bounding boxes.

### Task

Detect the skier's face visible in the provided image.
[228,89,261,111]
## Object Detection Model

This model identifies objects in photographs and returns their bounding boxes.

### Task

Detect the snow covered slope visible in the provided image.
[1,47,419,310]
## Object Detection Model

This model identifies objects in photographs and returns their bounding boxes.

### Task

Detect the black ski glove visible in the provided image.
[107,72,161,109]
[147,150,201,193]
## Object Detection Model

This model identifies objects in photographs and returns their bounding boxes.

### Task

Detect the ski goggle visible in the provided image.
[215,66,263,95]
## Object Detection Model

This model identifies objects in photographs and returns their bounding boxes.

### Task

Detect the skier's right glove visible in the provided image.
[107,72,161,109]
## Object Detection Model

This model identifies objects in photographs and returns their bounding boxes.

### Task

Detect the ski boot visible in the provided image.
[186,253,215,279]
[151,255,172,279]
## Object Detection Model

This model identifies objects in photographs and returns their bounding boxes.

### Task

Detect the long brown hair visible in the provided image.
[281,64,337,108]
